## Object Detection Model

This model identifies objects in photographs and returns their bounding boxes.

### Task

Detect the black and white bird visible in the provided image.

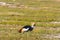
[19,22,36,33]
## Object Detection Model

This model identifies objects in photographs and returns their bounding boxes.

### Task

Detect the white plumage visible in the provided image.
[21,28,29,32]
[19,22,36,33]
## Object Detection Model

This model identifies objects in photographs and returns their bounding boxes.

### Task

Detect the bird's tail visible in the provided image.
[18,28,22,33]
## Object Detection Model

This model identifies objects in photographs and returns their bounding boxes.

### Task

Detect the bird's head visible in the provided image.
[31,22,36,27]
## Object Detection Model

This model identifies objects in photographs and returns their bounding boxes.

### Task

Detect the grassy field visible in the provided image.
[0,0,60,40]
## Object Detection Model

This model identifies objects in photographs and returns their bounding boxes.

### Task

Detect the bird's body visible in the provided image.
[19,22,36,33]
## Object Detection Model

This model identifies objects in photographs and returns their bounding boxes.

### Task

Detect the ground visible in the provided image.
[0,0,60,40]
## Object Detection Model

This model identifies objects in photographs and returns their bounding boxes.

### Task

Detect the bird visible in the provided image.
[18,22,36,33]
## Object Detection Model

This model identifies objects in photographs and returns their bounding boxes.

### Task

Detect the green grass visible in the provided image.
[0,0,60,40]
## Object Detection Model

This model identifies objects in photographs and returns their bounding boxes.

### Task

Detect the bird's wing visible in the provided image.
[22,28,29,32]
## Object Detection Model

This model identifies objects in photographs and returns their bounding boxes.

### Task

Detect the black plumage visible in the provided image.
[19,22,36,33]
[23,25,33,31]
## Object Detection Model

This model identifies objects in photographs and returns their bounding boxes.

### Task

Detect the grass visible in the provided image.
[0,0,60,40]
